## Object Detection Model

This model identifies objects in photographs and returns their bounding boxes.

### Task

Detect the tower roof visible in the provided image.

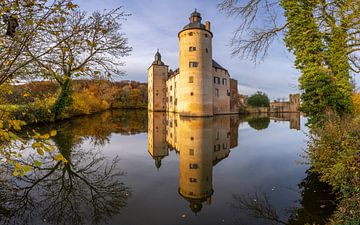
[182,9,206,30]
[152,49,165,66]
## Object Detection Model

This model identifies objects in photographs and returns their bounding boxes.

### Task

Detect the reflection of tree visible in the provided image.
[231,170,336,225]
[0,119,131,225]
[19,109,147,148]
[247,117,270,130]
[232,191,286,225]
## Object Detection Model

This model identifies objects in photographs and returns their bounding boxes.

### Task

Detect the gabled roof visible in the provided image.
[212,60,227,71]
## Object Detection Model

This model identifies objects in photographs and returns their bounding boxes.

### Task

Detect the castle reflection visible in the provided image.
[270,112,301,130]
[148,112,241,213]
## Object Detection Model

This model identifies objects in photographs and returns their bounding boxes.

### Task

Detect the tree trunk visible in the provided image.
[53,78,73,119]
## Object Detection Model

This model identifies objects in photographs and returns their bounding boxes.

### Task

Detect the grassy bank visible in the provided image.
[0,80,148,124]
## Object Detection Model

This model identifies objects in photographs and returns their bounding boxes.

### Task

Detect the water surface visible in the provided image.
[0,110,335,225]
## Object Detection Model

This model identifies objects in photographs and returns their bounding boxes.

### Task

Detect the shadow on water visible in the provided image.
[0,110,149,225]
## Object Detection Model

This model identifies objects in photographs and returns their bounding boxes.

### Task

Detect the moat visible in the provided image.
[1,110,335,225]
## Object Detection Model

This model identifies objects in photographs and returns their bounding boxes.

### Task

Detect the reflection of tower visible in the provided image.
[178,117,214,214]
[178,10,213,116]
[148,112,168,169]
[176,115,235,214]
[146,113,239,213]
[289,112,301,130]
[148,50,168,112]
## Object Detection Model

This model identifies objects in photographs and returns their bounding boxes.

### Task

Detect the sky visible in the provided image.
[73,0,325,100]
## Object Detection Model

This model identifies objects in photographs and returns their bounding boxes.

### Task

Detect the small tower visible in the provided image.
[289,94,300,112]
[148,50,168,111]
[177,10,213,116]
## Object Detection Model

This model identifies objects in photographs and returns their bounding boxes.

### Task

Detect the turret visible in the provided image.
[177,10,214,116]
[148,50,168,111]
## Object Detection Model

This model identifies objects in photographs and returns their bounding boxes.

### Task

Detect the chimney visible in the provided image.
[205,21,211,31]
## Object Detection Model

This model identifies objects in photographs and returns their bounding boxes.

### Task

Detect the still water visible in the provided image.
[1,110,335,225]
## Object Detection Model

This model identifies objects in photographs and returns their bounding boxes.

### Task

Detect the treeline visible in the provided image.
[1,79,148,124]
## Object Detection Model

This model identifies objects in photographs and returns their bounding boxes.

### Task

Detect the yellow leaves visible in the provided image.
[60,17,66,23]
[54,154,68,163]
[50,130,57,137]
[37,148,44,156]
[13,162,33,177]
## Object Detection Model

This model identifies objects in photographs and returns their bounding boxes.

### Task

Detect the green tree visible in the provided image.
[218,0,359,125]
[247,91,270,107]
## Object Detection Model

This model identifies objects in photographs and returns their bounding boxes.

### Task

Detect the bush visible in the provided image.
[247,91,270,107]
[308,116,360,223]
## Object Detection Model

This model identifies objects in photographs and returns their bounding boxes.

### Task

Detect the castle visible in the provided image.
[270,94,301,113]
[148,10,240,116]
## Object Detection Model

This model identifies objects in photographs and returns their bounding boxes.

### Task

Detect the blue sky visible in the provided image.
[74,0,309,100]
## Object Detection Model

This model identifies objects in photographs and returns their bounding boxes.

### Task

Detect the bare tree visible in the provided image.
[217,0,287,63]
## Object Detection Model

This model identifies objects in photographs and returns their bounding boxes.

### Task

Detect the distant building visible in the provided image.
[148,10,239,116]
[270,94,300,113]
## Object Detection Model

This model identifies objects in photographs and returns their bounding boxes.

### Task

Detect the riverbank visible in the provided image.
[307,94,360,223]
[0,80,147,124]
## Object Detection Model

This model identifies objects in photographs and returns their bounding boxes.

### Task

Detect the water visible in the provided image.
[1,110,335,225]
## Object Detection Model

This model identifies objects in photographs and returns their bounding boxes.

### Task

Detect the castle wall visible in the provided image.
[212,68,230,114]
[166,74,179,113]
[178,29,213,116]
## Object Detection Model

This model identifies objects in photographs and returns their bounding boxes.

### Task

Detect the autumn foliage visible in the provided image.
[1,79,147,123]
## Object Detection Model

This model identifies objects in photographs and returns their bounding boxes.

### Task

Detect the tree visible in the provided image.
[0,0,78,85]
[218,0,359,125]
[27,7,132,117]
[247,91,270,107]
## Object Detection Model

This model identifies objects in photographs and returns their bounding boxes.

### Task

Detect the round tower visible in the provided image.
[178,10,213,116]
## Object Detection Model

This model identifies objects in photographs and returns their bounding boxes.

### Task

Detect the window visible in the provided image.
[189,149,194,156]
[170,96,173,102]
[189,61,198,68]
[189,46,196,51]
[189,32,193,36]
[170,85,172,90]
[189,163,198,169]
[190,92,194,96]
[205,33,208,37]
[206,48,208,53]
[214,144,220,152]
[222,78,227,85]
[216,131,219,140]
[215,88,219,97]
[190,178,197,183]
[174,98,177,105]
[223,143,228,149]
[227,90,230,96]
[189,76,194,83]
[214,76,220,84]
